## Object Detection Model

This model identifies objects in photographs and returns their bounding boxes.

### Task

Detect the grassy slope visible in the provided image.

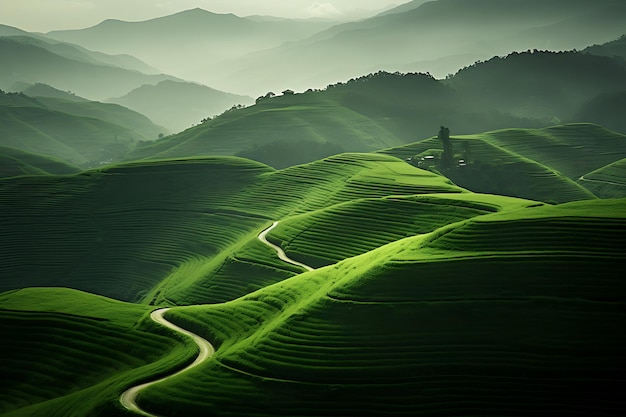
[577,158,626,199]
[145,153,465,305]
[0,157,273,303]
[126,93,404,163]
[0,153,462,306]
[141,198,626,417]
[0,146,80,178]
[264,193,532,268]
[0,287,196,417]
[379,123,624,203]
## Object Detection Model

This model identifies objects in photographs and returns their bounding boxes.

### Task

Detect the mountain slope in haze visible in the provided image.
[584,34,626,62]
[446,50,626,122]
[125,72,538,167]
[14,83,167,139]
[0,90,156,166]
[109,80,253,132]
[0,36,174,100]
[46,8,336,87]
[2,33,159,74]
[209,0,626,95]
[0,146,80,178]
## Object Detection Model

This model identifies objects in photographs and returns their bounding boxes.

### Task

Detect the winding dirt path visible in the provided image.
[121,221,311,416]
[257,221,314,271]
[120,308,215,417]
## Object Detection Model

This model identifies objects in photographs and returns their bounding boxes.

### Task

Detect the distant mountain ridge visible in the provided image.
[46,8,336,87]
[0,36,175,100]
[109,80,253,132]
[208,0,626,95]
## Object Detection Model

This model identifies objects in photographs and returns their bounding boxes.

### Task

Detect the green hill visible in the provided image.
[446,50,626,122]
[13,82,168,139]
[137,198,626,417]
[0,153,464,305]
[1,150,625,416]
[380,123,626,203]
[0,287,197,417]
[0,101,145,167]
[125,72,537,168]
[0,146,80,178]
[578,158,626,198]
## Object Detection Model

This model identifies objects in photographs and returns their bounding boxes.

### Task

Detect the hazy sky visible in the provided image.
[1,0,405,32]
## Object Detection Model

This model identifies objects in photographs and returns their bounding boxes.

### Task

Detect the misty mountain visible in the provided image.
[0,90,161,166]
[108,80,253,132]
[209,0,626,95]
[0,146,80,178]
[46,8,336,85]
[446,50,626,122]
[17,82,88,102]
[584,34,626,62]
[0,36,175,100]
[575,91,626,134]
[17,83,168,139]
[3,34,158,74]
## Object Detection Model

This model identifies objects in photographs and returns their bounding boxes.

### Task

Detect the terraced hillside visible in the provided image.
[0,153,463,305]
[0,287,197,417]
[138,198,626,417]
[2,150,625,417]
[380,123,626,203]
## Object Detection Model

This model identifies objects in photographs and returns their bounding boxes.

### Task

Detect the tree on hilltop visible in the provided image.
[438,126,453,171]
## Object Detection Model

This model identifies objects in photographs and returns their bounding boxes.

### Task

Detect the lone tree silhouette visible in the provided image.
[438,126,453,170]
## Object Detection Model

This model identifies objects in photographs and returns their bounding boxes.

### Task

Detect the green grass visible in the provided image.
[0,153,464,305]
[264,193,533,268]
[125,94,404,165]
[3,150,625,416]
[136,197,626,416]
[0,287,197,417]
[577,158,626,199]
[379,123,621,203]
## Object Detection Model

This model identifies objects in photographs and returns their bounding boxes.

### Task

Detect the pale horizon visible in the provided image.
[0,0,410,33]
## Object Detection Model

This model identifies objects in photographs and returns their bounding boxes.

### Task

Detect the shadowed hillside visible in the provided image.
[138,198,626,417]
[380,123,626,203]
[0,288,197,416]
[0,153,463,305]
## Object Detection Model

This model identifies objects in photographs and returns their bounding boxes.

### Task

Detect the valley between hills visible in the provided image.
[1,1,626,416]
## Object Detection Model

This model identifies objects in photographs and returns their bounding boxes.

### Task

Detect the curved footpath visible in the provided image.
[120,221,314,416]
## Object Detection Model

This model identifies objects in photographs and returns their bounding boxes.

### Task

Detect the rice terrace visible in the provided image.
[1,1,626,416]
